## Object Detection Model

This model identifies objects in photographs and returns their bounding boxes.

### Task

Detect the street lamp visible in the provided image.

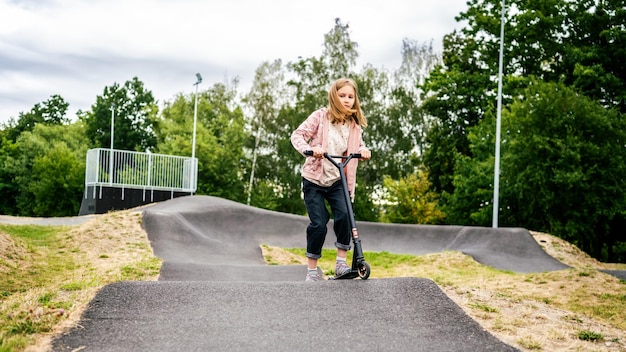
[492,0,506,228]
[109,103,116,185]
[192,73,202,160]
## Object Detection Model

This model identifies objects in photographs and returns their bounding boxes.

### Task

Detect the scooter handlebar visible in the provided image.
[303,150,362,159]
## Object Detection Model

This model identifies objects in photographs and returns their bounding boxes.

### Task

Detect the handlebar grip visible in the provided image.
[353,153,362,159]
[303,150,313,156]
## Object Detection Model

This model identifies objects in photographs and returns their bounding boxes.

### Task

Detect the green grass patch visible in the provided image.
[0,224,62,243]
[468,302,499,313]
[0,225,76,351]
[119,258,162,280]
[0,224,72,295]
[0,224,82,350]
[577,330,603,341]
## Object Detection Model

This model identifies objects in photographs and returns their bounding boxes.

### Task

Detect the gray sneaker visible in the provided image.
[335,261,351,276]
[305,271,320,282]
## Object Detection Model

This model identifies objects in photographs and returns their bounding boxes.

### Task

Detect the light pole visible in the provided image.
[192,73,202,160]
[492,0,506,228]
[109,103,116,185]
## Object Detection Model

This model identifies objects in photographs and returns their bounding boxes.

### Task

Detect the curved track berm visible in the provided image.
[143,195,569,280]
[55,194,578,351]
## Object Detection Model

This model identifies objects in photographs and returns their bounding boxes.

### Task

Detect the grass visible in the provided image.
[2,211,626,351]
[0,212,161,351]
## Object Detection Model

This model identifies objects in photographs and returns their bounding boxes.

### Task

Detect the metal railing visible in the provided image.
[84,148,197,193]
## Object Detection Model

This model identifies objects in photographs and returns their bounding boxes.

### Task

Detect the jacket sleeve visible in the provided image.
[357,126,368,151]
[291,110,321,154]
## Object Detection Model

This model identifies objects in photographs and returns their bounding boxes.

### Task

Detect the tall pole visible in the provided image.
[192,73,202,160]
[492,0,506,228]
[109,103,115,185]
[191,73,202,196]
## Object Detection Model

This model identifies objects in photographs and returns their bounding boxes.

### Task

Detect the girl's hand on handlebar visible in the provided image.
[309,146,324,159]
[359,149,371,160]
[302,148,325,159]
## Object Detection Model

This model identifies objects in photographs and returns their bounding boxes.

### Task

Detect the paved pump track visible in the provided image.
[47,195,590,351]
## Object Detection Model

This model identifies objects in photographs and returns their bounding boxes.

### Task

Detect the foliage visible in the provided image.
[0,95,74,216]
[564,0,626,114]
[441,104,500,226]
[420,31,495,194]
[156,81,248,203]
[447,80,626,259]
[81,76,159,152]
[421,0,626,196]
[502,81,626,258]
[29,143,86,216]
[0,138,19,215]
[380,170,445,224]
[0,94,70,143]
[1,123,88,216]
[243,59,287,209]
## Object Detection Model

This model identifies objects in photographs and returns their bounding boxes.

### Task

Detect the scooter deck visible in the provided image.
[327,270,360,280]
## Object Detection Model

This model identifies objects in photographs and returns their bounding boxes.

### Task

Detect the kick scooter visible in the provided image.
[304,150,371,280]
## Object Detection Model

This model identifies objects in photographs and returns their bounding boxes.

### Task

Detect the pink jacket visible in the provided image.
[291,108,367,200]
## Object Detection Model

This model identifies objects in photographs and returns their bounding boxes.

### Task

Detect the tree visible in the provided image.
[448,80,626,260]
[82,77,158,151]
[441,105,501,226]
[503,81,626,259]
[287,17,359,111]
[380,171,445,224]
[2,94,70,143]
[30,142,86,216]
[368,39,442,195]
[391,39,441,158]
[243,59,286,207]
[0,138,19,215]
[0,95,69,215]
[420,30,495,194]
[156,81,248,202]
[563,0,626,113]
[323,18,359,79]
[423,0,626,194]
[4,123,88,216]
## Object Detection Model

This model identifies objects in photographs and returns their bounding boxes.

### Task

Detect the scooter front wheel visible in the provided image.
[358,261,371,280]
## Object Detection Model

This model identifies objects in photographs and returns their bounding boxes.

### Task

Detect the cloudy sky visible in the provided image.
[0,0,468,124]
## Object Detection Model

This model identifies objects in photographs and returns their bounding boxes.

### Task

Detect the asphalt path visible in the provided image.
[0,214,95,226]
[3,194,611,351]
[51,279,518,352]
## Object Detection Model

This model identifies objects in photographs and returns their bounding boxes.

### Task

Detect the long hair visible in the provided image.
[327,78,367,128]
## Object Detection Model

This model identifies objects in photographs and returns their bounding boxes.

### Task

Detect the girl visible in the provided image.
[290,78,371,281]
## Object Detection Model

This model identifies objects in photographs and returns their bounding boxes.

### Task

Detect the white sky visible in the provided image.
[0,0,468,124]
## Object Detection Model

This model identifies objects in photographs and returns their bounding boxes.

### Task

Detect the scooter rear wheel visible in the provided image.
[358,261,371,280]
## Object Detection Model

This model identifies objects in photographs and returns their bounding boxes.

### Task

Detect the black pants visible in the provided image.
[302,178,351,259]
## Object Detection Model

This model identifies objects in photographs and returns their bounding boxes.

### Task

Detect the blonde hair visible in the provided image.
[327,78,367,128]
